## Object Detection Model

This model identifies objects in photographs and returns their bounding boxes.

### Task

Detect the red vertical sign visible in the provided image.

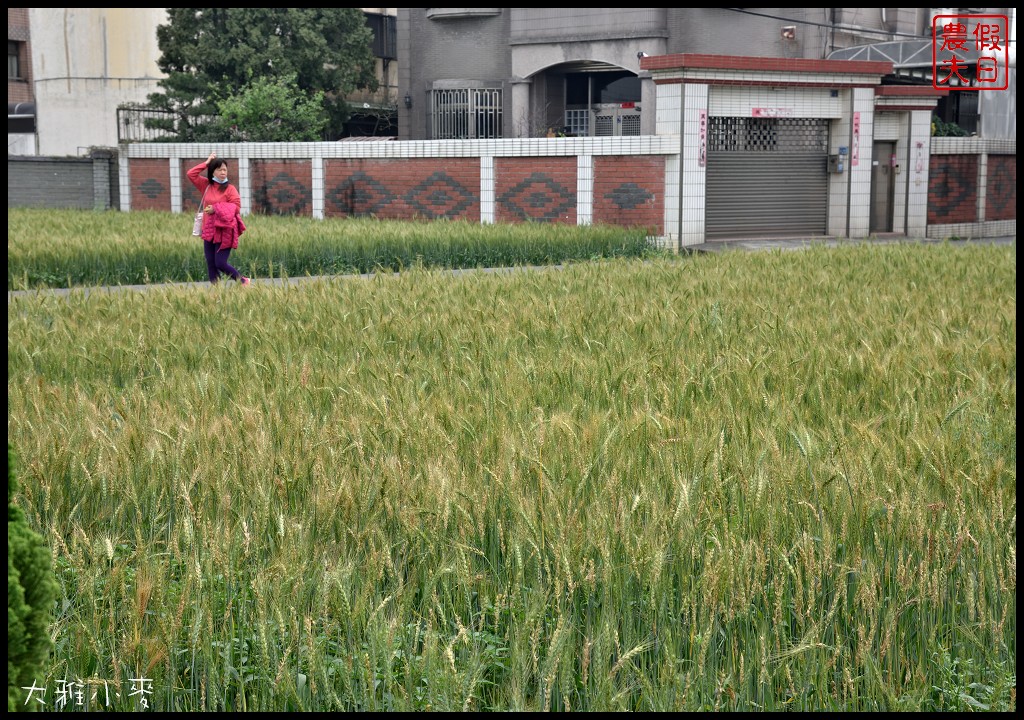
[851,112,860,167]
[698,110,707,168]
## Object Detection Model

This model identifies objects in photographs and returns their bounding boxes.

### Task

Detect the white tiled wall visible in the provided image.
[709,85,842,119]
[480,155,495,224]
[847,88,876,238]
[662,153,680,248]
[906,111,932,237]
[655,83,681,136]
[655,82,682,248]
[827,96,851,237]
[679,83,708,248]
[872,113,901,141]
[927,220,1016,239]
[128,137,681,163]
[577,155,593,226]
[237,157,251,217]
[310,156,323,219]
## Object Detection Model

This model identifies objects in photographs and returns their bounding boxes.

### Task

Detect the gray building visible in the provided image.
[397,7,1016,141]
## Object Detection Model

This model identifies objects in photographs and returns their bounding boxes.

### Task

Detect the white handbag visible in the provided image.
[191,186,209,236]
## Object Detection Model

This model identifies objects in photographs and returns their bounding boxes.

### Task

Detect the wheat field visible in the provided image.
[7,242,1016,710]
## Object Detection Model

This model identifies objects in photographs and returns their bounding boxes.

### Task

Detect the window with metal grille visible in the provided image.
[431,88,503,139]
[709,117,827,153]
[620,114,641,136]
[564,109,590,136]
[745,118,778,151]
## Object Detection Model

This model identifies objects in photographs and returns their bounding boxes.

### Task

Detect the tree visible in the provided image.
[216,74,327,141]
[8,444,58,711]
[931,114,968,137]
[148,8,377,141]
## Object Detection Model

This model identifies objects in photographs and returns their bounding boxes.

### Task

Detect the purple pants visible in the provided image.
[204,240,241,283]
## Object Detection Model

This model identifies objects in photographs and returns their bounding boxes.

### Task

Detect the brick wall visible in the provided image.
[130,159,173,211]
[928,154,979,224]
[986,155,1016,222]
[593,156,664,231]
[8,8,33,104]
[324,158,480,220]
[495,157,577,224]
[126,152,667,233]
[251,160,312,215]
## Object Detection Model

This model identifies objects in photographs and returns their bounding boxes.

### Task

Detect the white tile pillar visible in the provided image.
[237,155,251,217]
[847,87,876,238]
[480,155,495,224]
[577,154,593,225]
[311,154,324,220]
[679,83,708,247]
[906,110,933,237]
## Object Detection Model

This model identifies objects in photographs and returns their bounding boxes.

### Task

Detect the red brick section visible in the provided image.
[593,156,664,234]
[323,158,480,221]
[8,8,33,104]
[130,159,172,211]
[928,155,978,224]
[641,53,892,76]
[496,157,577,224]
[251,159,312,215]
[986,155,1016,221]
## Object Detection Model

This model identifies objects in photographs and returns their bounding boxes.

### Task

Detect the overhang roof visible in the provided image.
[8,101,36,117]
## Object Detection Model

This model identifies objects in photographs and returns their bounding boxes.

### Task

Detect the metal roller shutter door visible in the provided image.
[705,117,829,240]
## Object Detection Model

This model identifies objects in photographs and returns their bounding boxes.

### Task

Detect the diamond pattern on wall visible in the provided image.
[327,171,395,216]
[404,171,474,219]
[262,172,308,215]
[928,157,977,223]
[139,179,164,199]
[986,157,1015,221]
[499,173,575,221]
[604,183,653,211]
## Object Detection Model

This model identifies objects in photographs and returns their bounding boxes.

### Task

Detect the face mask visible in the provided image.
[213,176,229,184]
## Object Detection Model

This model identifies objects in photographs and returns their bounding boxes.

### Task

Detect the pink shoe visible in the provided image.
[240,276,251,286]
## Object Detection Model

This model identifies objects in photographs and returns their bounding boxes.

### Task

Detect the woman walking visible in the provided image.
[187,151,250,285]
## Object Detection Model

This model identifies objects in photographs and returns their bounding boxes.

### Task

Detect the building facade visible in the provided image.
[7,8,399,156]
[23,8,168,157]
[398,8,1016,142]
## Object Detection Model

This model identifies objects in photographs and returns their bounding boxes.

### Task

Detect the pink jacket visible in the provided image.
[203,202,246,250]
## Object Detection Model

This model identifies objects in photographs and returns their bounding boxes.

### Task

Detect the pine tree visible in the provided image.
[147,8,377,141]
[8,444,59,711]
